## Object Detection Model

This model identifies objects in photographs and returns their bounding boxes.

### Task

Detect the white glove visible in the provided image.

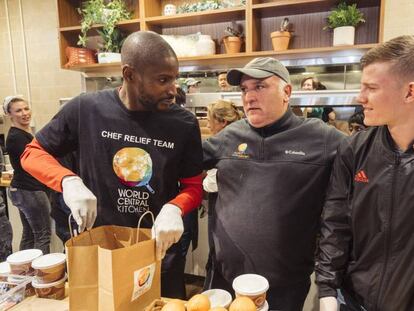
[320,297,338,311]
[152,204,183,260]
[62,176,97,232]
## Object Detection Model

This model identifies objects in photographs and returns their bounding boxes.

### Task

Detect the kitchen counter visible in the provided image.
[10,295,69,310]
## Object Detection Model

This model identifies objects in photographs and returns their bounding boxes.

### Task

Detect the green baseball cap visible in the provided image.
[227,57,290,85]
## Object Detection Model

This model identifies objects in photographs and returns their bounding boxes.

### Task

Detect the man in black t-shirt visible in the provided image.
[21,31,203,299]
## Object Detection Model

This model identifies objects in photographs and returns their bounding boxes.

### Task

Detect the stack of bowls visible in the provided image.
[30,253,67,300]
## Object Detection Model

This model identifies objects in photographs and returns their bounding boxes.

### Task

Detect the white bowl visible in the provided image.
[201,288,232,308]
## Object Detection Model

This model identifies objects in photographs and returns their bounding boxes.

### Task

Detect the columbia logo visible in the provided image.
[354,170,369,183]
[285,150,306,156]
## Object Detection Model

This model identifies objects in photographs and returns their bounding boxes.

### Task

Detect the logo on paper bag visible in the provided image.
[131,263,156,301]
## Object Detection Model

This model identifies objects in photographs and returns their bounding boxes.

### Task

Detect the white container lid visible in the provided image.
[32,273,67,288]
[32,253,66,270]
[202,289,232,308]
[0,261,10,274]
[232,274,269,296]
[7,249,43,265]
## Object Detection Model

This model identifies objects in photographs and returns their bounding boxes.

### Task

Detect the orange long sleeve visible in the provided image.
[169,174,203,216]
[20,138,76,192]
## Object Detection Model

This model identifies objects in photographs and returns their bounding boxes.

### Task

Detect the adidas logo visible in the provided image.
[354,170,369,183]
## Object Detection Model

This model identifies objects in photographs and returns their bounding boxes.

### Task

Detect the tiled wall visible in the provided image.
[0,0,82,134]
[383,0,414,41]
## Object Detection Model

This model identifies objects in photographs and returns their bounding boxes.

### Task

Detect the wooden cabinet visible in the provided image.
[56,0,384,72]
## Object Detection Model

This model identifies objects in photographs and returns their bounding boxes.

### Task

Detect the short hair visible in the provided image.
[315,82,327,90]
[360,35,414,81]
[348,111,365,126]
[207,100,243,124]
[300,77,317,89]
[121,31,177,71]
[218,71,227,76]
[175,87,186,106]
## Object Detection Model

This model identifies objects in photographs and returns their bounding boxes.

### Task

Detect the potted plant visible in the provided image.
[77,0,131,63]
[270,18,292,52]
[222,23,244,54]
[324,1,365,46]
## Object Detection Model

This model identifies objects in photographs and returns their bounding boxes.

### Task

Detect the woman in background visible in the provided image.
[203,100,243,289]
[4,96,51,254]
[300,77,324,119]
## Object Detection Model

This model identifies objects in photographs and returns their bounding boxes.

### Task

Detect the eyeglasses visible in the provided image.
[349,124,366,133]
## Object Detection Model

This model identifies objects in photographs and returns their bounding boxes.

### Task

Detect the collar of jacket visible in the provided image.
[379,126,414,159]
[249,107,301,138]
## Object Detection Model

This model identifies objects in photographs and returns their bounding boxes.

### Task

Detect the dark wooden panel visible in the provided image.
[259,6,379,51]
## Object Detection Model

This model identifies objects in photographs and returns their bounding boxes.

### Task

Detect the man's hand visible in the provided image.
[62,176,97,232]
[320,297,338,311]
[152,204,183,260]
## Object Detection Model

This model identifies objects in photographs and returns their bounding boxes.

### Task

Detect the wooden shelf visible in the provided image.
[60,19,140,33]
[65,44,377,74]
[144,7,245,27]
[57,0,384,71]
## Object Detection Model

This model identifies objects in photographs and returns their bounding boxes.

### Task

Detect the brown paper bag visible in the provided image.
[65,212,160,311]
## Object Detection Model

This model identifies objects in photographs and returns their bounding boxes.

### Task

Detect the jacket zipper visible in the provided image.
[261,137,265,160]
[374,153,400,310]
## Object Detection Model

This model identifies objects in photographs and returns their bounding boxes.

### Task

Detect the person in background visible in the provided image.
[174,87,186,107]
[20,31,203,299]
[172,85,200,299]
[301,76,324,119]
[347,111,366,135]
[184,78,201,94]
[203,100,243,290]
[217,72,232,92]
[49,152,78,244]
[3,96,51,254]
[203,57,345,310]
[316,82,337,125]
[317,35,414,311]
[0,147,12,261]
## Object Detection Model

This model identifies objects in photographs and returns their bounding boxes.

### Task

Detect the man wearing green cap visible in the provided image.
[203,57,345,310]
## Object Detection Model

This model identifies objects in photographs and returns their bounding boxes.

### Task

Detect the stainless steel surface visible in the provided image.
[185,90,360,108]
[186,90,360,121]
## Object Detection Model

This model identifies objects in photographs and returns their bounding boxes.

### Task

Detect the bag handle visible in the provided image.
[135,210,155,244]
[68,214,93,246]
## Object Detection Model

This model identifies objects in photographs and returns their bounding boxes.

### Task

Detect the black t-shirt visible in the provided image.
[36,89,202,228]
[6,127,46,191]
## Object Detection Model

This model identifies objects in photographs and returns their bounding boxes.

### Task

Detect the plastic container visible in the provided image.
[232,274,269,308]
[8,275,35,297]
[7,249,43,275]
[0,275,33,310]
[195,35,216,56]
[202,288,232,308]
[0,262,10,281]
[31,274,67,300]
[258,300,269,311]
[31,253,66,284]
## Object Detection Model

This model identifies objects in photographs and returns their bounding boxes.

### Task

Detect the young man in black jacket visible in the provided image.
[317,35,414,311]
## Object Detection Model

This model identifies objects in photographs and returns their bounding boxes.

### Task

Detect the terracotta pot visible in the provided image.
[270,31,291,51]
[223,36,243,54]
